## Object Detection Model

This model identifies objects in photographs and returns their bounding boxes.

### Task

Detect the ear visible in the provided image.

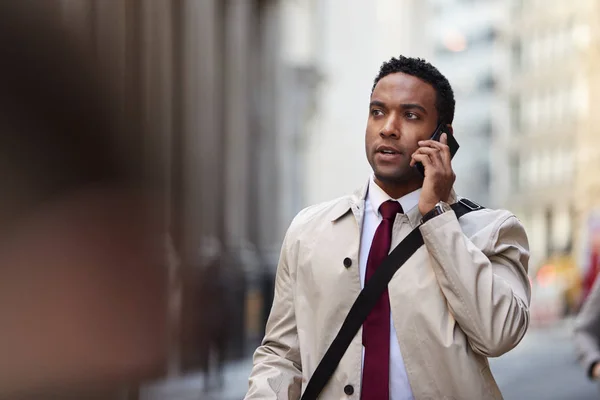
[445,124,454,136]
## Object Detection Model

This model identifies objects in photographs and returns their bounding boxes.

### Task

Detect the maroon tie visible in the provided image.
[361,200,403,400]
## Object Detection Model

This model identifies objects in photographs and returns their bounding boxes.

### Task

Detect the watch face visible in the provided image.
[438,201,452,212]
[422,202,452,224]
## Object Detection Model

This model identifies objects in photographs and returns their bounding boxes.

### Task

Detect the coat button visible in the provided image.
[343,257,352,268]
[344,384,354,395]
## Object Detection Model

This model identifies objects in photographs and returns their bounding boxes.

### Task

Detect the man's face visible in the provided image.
[365,72,439,185]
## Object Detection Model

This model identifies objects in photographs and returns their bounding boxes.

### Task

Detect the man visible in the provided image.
[246,56,531,399]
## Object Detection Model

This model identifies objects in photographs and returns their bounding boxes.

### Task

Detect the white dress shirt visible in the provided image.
[359,176,419,400]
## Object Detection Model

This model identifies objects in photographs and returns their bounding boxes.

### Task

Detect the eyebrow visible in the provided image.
[369,100,428,114]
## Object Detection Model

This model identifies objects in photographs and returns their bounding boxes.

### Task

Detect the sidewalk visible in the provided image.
[140,358,253,400]
[139,319,577,399]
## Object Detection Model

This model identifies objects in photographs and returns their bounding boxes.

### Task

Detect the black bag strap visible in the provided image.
[301,198,484,400]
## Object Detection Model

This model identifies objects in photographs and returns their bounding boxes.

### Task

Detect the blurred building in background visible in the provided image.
[279,0,321,223]
[430,0,509,208]
[572,0,600,282]
[303,0,432,206]
[57,0,314,379]
[500,0,594,272]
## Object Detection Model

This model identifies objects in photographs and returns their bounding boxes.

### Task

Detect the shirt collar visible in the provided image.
[367,175,421,217]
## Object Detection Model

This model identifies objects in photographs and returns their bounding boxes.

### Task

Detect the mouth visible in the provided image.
[375,145,402,160]
[376,145,401,154]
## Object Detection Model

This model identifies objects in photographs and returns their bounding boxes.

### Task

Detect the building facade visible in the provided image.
[499,0,595,271]
[430,0,510,209]
[57,0,314,378]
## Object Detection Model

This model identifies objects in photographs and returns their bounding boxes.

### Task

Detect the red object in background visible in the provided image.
[583,249,600,302]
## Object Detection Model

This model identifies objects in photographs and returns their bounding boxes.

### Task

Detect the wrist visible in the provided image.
[419,201,440,216]
[420,201,452,224]
[419,205,433,216]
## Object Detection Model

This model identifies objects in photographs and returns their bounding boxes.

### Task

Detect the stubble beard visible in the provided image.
[373,164,423,188]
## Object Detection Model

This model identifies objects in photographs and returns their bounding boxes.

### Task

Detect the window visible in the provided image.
[530,32,541,68]
[540,150,553,184]
[528,153,540,186]
[480,119,493,138]
[512,39,522,72]
[527,93,539,128]
[539,90,551,125]
[573,79,589,119]
[529,209,549,261]
[524,21,580,69]
[564,149,575,178]
[479,163,491,191]
[479,74,496,92]
[551,207,572,252]
[511,153,521,190]
[483,27,497,42]
[511,96,521,133]
[541,31,554,62]
[550,89,560,124]
[512,0,523,14]
[556,24,569,57]
[555,88,566,124]
[572,23,591,50]
[521,38,530,68]
[552,149,565,182]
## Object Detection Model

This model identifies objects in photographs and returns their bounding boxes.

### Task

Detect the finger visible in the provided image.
[418,139,449,152]
[438,134,452,164]
[413,147,441,156]
[413,147,443,166]
[418,139,451,164]
[410,153,433,168]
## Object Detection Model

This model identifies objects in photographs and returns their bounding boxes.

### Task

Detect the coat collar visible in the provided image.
[330,178,458,228]
[329,181,368,223]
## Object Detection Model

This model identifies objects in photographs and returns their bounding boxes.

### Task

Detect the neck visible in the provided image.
[374,177,421,199]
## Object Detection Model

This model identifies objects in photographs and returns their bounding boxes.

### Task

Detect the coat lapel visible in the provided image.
[330,181,369,226]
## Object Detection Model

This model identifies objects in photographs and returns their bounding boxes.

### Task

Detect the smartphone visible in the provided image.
[415,122,460,176]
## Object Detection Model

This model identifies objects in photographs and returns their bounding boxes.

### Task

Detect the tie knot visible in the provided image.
[379,200,403,220]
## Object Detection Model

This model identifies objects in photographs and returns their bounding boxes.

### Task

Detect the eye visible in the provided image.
[405,112,419,120]
[371,109,384,117]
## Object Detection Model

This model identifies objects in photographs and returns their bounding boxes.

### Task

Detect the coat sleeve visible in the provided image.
[574,276,600,379]
[419,210,531,357]
[245,225,302,399]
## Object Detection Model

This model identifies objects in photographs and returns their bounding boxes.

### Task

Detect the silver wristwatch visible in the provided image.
[421,201,452,224]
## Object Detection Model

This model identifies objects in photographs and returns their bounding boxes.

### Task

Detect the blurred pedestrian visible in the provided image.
[582,235,600,305]
[198,251,230,392]
[246,56,531,399]
[574,274,600,383]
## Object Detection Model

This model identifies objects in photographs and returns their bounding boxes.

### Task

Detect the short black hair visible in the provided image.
[372,56,455,124]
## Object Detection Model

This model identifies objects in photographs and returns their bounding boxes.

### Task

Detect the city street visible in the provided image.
[142,318,600,399]
[491,318,598,399]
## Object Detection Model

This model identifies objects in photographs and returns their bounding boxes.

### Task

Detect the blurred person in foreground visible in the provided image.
[246,56,531,399]
[574,275,600,385]
[0,3,167,399]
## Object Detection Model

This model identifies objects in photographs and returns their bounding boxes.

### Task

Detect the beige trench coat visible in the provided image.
[246,182,531,400]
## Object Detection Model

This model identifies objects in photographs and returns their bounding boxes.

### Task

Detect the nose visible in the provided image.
[380,116,400,139]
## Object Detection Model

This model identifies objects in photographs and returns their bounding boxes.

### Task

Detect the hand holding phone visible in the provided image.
[414,123,459,176]
[411,123,459,215]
